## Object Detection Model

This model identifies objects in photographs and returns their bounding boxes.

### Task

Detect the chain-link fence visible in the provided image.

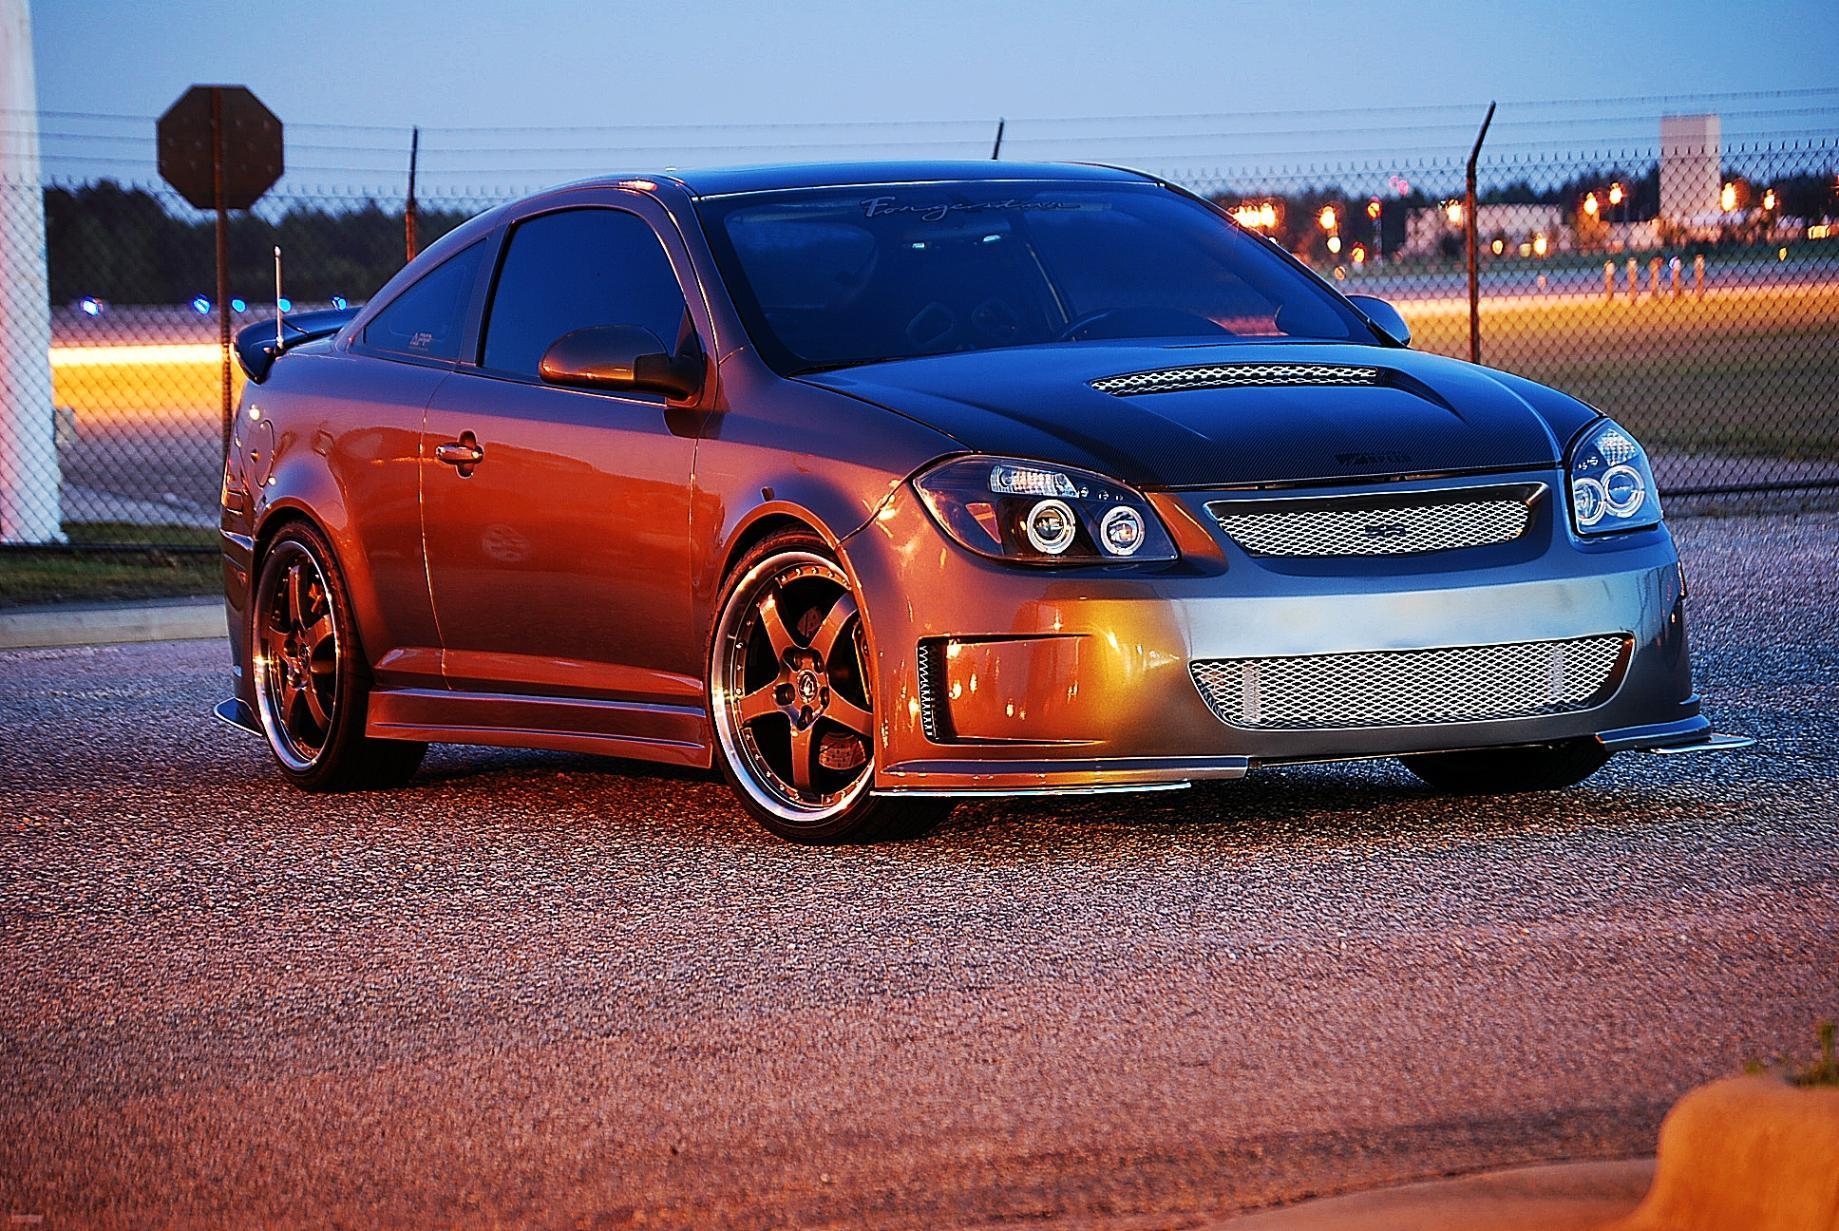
[2,138,1836,551]
[1176,139,1839,497]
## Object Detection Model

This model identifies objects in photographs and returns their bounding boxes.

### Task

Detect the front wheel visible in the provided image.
[1399,739,1611,794]
[709,530,950,843]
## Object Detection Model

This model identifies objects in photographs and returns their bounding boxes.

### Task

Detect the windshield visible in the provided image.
[696,180,1372,375]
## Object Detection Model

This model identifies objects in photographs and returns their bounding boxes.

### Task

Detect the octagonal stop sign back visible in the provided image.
[157,86,283,210]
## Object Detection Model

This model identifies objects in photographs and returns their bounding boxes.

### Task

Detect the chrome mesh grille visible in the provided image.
[1211,495,1532,557]
[1091,363,1381,396]
[1191,636,1627,730]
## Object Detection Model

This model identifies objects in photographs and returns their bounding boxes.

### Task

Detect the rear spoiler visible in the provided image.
[233,306,359,383]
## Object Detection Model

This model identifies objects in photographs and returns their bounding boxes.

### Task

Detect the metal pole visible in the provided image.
[212,86,232,462]
[1464,101,1496,365]
[405,125,420,262]
[991,118,1004,161]
[0,0,63,542]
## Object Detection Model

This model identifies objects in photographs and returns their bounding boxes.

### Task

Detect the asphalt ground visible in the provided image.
[2,511,1836,1229]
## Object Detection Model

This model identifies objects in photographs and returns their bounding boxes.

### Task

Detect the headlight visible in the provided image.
[913,455,1179,564]
[1568,419,1662,536]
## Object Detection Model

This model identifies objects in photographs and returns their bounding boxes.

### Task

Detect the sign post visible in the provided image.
[0,0,62,544]
[158,85,283,458]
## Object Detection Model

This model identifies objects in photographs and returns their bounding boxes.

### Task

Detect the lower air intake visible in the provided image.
[1191,635,1628,730]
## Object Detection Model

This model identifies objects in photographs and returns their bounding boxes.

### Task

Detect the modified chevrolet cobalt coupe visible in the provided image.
[218,161,1744,842]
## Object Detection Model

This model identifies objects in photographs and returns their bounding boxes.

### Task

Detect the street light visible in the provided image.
[1583,192,1600,217]
[1318,205,1338,232]
[1762,188,1777,212]
[1721,181,1739,212]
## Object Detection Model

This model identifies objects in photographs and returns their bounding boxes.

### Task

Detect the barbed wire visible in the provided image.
[7,84,1838,135]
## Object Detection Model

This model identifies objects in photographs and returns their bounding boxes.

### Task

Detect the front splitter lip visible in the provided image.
[873,755,1251,797]
[1595,715,1756,754]
[872,715,1755,798]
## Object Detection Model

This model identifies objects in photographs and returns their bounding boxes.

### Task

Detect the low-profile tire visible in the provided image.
[1400,739,1611,794]
[709,529,951,844]
[249,522,426,792]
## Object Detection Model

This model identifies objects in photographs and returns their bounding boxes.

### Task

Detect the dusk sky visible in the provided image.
[25,0,1839,194]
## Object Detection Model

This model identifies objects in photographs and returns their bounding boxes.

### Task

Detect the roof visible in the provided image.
[658,160,1153,198]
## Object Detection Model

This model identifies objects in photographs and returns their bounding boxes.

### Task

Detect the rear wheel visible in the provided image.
[1400,739,1611,794]
[250,523,425,791]
[709,530,950,843]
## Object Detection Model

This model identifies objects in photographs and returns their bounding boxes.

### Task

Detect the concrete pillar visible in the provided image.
[0,0,63,543]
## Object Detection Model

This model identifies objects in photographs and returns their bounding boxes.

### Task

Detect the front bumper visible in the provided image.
[847,470,1736,796]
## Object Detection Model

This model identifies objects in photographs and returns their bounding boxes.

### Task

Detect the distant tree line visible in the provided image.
[44,181,476,306]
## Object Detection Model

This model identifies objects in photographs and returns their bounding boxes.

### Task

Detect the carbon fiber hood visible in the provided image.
[804,341,1594,488]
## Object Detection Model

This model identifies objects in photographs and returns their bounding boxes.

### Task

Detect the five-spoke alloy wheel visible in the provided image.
[250,523,424,791]
[710,530,948,843]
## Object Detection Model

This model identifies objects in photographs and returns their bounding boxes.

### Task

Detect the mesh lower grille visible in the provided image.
[916,640,943,741]
[1091,363,1381,396]
[1191,636,1627,730]
[1211,494,1533,557]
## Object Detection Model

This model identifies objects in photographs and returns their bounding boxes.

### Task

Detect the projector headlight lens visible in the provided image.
[1098,505,1145,556]
[1569,419,1661,536]
[1024,499,1078,555]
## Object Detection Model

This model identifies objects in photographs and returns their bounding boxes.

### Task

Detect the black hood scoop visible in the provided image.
[1091,361,1384,397]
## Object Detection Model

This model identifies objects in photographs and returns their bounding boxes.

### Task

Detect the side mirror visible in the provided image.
[1345,294,1411,348]
[538,325,703,401]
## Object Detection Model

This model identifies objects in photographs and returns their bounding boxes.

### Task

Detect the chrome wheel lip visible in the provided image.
[251,541,339,774]
[711,550,876,826]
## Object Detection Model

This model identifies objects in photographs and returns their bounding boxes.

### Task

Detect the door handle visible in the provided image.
[435,432,484,475]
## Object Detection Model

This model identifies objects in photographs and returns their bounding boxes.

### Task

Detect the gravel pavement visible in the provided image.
[3,511,1836,1229]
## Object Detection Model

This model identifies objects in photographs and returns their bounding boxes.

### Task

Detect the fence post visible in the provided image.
[1648,256,1662,299]
[1694,254,1705,299]
[0,0,64,543]
[1627,258,1640,305]
[1603,261,1615,303]
[1464,101,1496,364]
[404,125,419,262]
[1670,256,1682,300]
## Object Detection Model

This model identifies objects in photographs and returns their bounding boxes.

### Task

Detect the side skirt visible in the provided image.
[365,688,714,769]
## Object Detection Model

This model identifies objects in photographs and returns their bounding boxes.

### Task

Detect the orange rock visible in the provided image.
[1607,1074,1839,1231]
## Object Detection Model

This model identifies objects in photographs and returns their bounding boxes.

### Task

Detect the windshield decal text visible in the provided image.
[860,196,1082,223]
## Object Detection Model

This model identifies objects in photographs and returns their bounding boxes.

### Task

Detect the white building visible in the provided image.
[1660,114,1722,222]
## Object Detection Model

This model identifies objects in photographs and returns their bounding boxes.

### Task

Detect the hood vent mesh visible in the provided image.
[1092,363,1382,396]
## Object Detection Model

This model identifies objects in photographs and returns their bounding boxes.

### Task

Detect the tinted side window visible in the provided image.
[482,209,689,378]
[363,241,485,361]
